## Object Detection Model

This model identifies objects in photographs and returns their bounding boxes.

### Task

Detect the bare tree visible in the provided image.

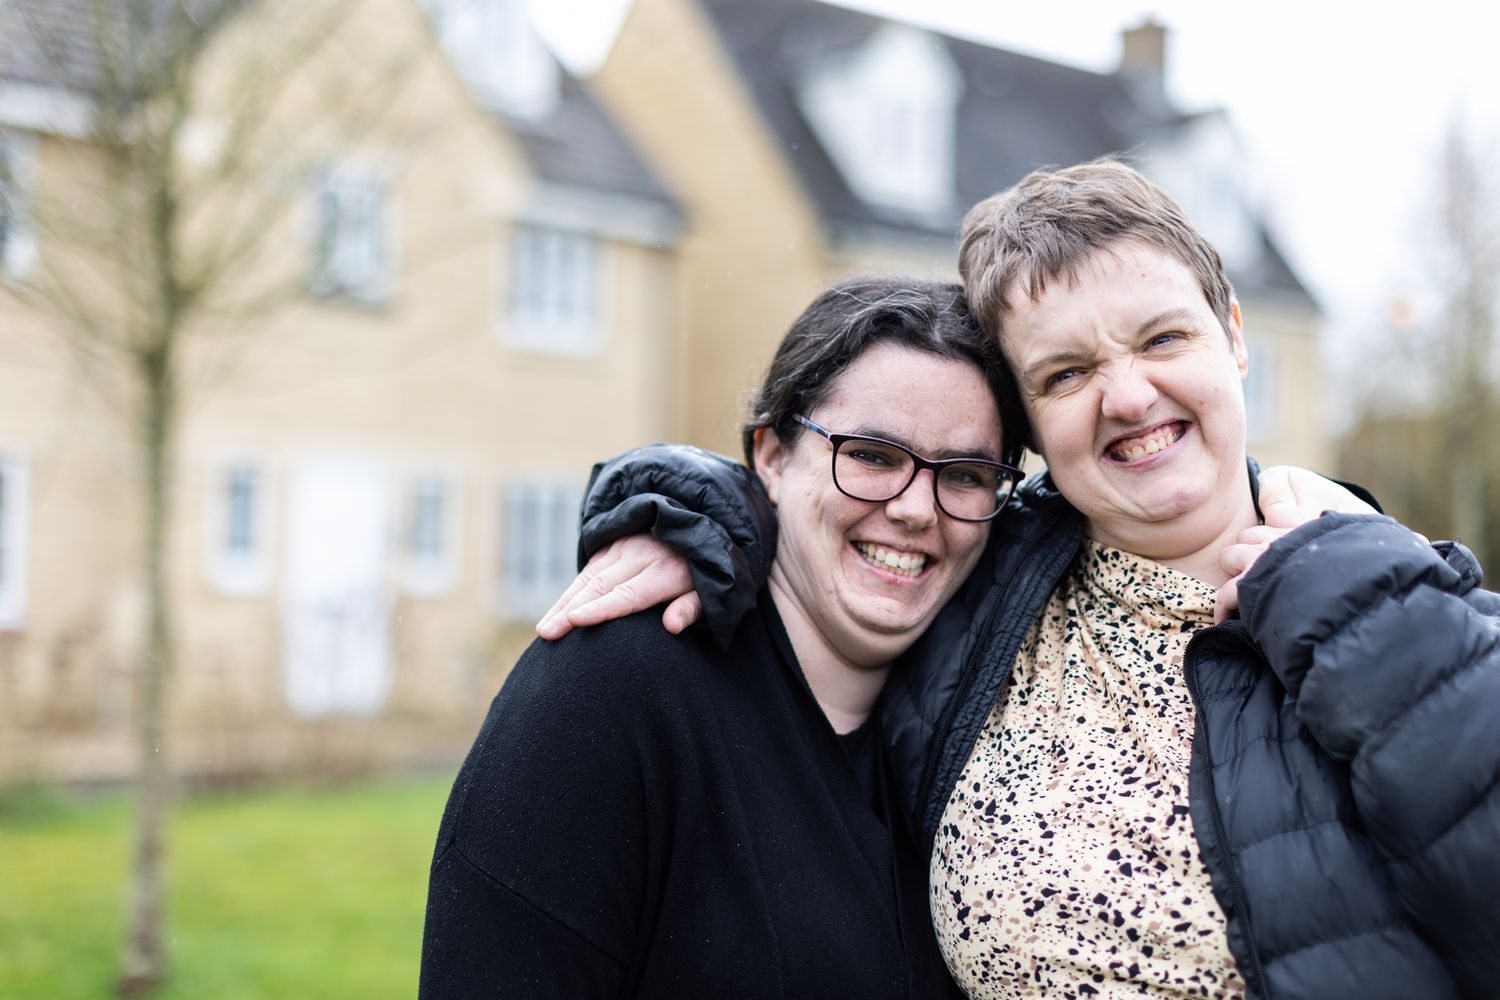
[1339,117,1500,565]
[1430,120,1500,553]
[2,0,419,992]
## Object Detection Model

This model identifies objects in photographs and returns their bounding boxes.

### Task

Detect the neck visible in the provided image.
[766,572,890,735]
[1088,477,1260,587]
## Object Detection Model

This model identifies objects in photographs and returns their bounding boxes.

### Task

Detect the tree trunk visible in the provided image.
[118,361,175,998]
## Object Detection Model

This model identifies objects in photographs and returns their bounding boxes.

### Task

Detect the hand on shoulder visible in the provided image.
[1214,466,1383,623]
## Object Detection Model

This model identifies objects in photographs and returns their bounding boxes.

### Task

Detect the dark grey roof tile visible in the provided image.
[496,69,677,208]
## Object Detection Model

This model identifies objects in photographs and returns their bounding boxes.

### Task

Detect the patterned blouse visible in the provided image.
[929,540,1244,998]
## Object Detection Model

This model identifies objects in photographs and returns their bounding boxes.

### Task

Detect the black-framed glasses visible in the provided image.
[793,414,1021,522]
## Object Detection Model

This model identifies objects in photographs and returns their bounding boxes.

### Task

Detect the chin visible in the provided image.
[849,602,937,645]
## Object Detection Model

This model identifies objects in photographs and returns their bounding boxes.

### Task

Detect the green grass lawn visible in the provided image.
[0,774,455,999]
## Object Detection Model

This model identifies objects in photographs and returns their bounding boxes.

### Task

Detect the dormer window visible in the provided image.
[798,24,960,216]
[423,0,559,120]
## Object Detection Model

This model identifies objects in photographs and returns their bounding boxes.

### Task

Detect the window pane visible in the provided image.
[0,469,7,582]
[315,171,387,299]
[411,480,444,560]
[508,225,599,352]
[501,482,582,618]
[226,467,257,556]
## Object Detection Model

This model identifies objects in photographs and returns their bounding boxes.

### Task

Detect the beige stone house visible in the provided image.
[0,0,680,780]
[592,0,1330,471]
[0,0,1329,784]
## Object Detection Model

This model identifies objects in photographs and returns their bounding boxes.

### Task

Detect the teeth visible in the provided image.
[856,542,927,577]
[1112,425,1183,461]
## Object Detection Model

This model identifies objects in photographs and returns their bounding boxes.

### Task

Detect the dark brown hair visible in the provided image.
[741,276,1028,468]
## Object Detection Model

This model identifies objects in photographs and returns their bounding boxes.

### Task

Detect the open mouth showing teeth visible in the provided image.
[855,542,927,577]
[1109,422,1186,461]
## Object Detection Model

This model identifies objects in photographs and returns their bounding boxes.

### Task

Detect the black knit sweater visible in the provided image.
[419,594,957,999]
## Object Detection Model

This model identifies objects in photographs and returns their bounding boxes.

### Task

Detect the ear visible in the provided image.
[752,426,787,507]
[1227,299,1249,377]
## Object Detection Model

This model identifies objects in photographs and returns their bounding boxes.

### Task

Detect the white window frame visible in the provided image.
[310,164,397,305]
[0,130,38,282]
[401,473,460,597]
[204,462,274,596]
[0,456,31,629]
[504,224,604,356]
[497,480,582,620]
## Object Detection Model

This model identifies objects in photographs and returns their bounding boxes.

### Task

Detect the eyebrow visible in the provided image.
[1135,308,1204,337]
[1019,349,1092,389]
[1017,308,1208,387]
[844,424,1002,464]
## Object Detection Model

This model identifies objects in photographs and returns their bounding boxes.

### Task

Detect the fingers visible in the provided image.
[559,559,692,629]
[1215,521,1302,622]
[1218,524,1285,590]
[1259,465,1376,529]
[1213,573,1242,624]
[661,592,704,634]
[535,543,628,639]
[535,535,698,640]
[561,578,655,630]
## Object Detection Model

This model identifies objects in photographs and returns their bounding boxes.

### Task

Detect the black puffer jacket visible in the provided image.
[579,447,1500,1000]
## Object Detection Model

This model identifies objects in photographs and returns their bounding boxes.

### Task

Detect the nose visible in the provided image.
[1098,360,1159,423]
[883,468,940,530]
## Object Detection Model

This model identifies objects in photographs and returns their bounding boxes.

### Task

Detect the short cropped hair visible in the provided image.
[741,276,1028,468]
[958,159,1236,338]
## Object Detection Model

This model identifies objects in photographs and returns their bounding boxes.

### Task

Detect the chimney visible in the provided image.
[1118,19,1168,109]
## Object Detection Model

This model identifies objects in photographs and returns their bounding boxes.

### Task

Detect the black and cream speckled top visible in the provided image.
[929,540,1244,999]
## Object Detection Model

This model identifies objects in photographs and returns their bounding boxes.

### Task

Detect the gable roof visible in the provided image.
[697,0,1311,305]
[0,0,676,211]
[493,70,677,210]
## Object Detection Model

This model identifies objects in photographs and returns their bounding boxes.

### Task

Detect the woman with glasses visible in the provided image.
[419,276,1024,999]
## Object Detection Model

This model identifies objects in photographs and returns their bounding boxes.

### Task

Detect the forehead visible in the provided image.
[998,243,1211,359]
[814,343,1001,446]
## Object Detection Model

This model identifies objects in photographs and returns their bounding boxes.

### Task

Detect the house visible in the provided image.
[0,0,681,780]
[590,0,1328,470]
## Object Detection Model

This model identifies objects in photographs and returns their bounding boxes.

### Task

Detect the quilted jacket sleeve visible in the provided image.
[577,445,777,647]
[1237,513,1500,995]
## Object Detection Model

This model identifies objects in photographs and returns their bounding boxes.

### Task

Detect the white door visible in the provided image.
[282,459,393,717]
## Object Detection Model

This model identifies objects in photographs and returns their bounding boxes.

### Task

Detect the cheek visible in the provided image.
[1031,400,1092,458]
[941,523,990,580]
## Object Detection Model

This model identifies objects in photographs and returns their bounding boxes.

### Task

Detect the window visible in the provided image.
[795,24,958,216]
[0,130,37,281]
[422,0,559,118]
[205,463,272,594]
[311,167,393,304]
[0,457,30,629]
[1243,339,1279,445]
[402,475,459,596]
[499,481,582,619]
[507,225,600,354]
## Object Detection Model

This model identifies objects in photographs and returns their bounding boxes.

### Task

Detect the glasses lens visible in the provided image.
[833,439,913,501]
[935,463,1013,520]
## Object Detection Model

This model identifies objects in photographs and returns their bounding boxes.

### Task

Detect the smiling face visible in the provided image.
[1000,241,1256,577]
[755,342,1003,668]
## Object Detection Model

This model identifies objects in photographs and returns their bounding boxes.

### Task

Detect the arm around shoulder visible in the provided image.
[578,445,777,645]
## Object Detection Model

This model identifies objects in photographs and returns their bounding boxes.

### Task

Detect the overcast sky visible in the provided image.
[532,0,1500,358]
